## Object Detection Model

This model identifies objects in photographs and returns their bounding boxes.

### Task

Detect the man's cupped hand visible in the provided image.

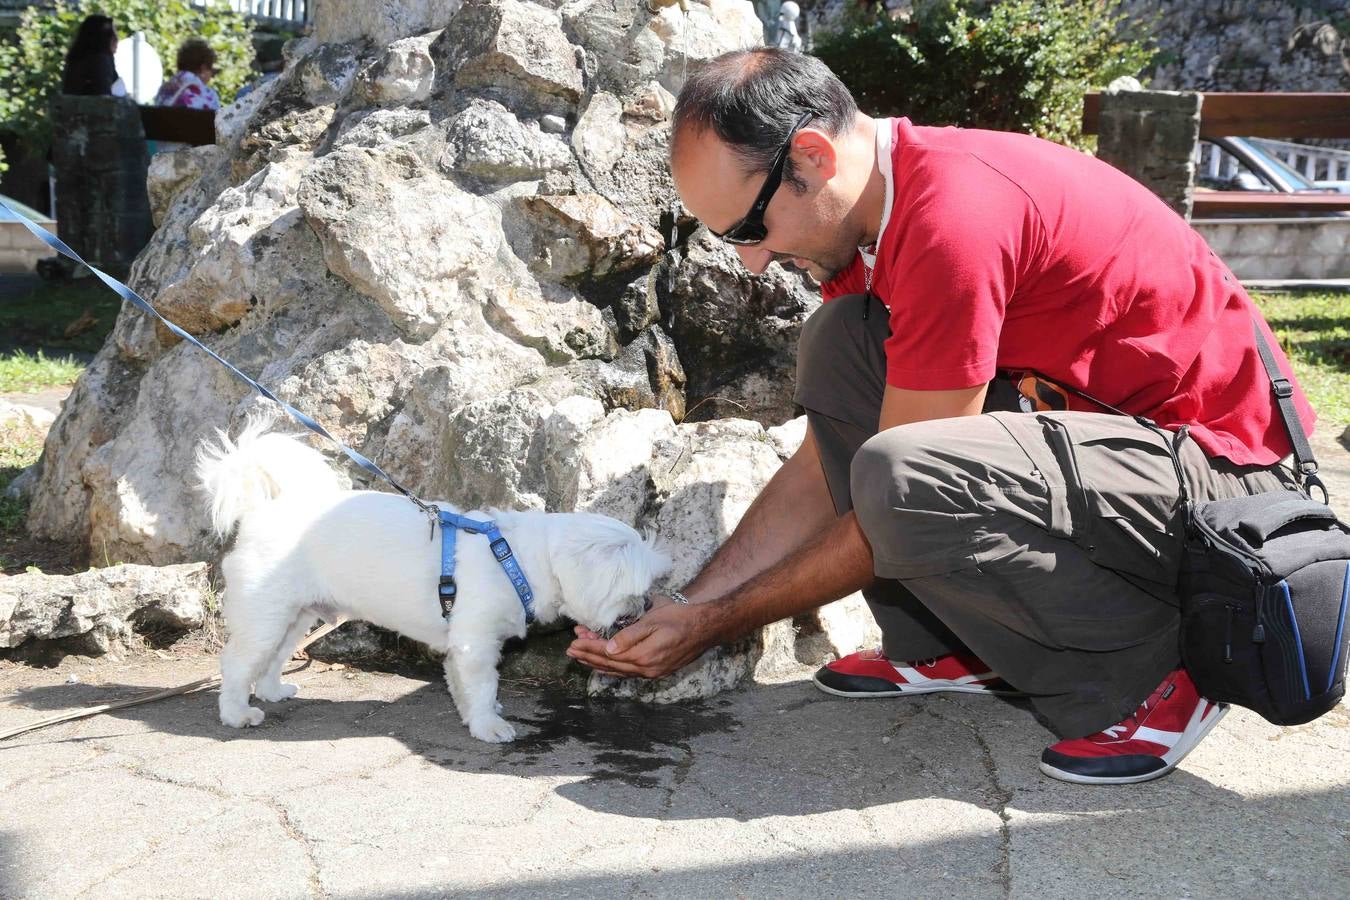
[566,597,711,679]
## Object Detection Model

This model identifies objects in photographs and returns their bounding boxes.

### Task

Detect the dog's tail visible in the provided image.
[196,415,342,540]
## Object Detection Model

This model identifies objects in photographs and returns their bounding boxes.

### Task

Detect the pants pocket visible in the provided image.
[1036,414,1183,587]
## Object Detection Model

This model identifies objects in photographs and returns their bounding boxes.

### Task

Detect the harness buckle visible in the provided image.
[490,537,513,562]
[1271,378,1294,399]
[438,576,456,617]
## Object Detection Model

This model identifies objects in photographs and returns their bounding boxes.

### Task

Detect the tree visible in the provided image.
[813,0,1155,149]
[0,0,255,153]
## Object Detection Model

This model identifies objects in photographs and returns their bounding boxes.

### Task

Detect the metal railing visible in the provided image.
[1248,137,1350,184]
[188,0,312,27]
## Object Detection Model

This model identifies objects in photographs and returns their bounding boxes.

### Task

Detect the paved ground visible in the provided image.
[1,651,1348,899]
[2,306,1347,898]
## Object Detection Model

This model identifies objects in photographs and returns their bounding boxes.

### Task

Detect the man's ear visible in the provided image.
[792,128,838,183]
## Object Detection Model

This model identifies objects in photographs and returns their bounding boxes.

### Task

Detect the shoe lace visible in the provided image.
[1097,697,1151,741]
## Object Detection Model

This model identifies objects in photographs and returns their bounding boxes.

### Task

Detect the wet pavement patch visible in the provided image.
[507,686,736,782]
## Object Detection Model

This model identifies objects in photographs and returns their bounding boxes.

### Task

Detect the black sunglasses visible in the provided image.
[709,111,815,246]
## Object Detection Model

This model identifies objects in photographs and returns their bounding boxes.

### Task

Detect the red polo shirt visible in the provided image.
[823,118,1315,465]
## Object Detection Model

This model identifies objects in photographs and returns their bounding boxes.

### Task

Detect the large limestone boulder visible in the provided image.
[21,0,867,691]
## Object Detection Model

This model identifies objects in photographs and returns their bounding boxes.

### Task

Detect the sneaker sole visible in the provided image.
[812,671,1023,699]
[1038,702,1229,786]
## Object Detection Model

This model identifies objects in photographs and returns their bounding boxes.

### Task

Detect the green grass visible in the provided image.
[0,279,120,355]
[0,422,44,536]
[0,349,84,393]
[1251,290,1350,429]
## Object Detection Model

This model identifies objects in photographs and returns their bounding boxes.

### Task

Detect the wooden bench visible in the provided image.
[1082,92,1350,217]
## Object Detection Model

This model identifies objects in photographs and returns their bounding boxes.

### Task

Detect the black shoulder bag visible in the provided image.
[1177,323,1350,725]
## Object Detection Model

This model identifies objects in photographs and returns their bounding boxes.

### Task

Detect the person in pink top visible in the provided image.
[568,48,1319,785]
[153,38,221,111]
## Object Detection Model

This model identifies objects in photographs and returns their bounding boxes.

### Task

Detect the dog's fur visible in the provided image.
[197,419,670,742]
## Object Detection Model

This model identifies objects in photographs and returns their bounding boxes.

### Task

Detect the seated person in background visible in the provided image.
[61,14,127,97]
[153,38,221,111]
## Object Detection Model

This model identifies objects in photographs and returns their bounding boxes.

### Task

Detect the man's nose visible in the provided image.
[733,244,774,275]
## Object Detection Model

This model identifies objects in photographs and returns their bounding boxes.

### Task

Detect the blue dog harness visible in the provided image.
[437,509,535,623]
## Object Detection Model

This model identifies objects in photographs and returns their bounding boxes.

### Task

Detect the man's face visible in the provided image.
[671,125,857,284]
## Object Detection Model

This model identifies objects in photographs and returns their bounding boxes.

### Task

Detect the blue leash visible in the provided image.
[0,198,535,618]
[0,197,434,516]
[438,510,536,623]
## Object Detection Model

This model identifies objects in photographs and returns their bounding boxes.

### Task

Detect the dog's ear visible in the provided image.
[550,514,669,609]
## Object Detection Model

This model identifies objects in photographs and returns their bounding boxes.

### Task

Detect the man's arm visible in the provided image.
[678,425,837,601]
[567,507,877,678]
[568,383,988,677]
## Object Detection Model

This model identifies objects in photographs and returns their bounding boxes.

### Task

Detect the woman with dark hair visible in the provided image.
[152,38,221,111]
[60,14,127,97]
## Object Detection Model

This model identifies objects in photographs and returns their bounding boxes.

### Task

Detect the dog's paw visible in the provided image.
[469,715,516,743]
[220,706,265,728]
[255,682,299,702]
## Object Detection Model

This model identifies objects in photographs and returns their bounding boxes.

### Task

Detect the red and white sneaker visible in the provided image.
[812,648,1016,698]
[1039,669,1227,785]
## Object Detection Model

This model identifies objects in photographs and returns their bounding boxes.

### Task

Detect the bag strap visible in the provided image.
[1251,318,1325,502]
[1016,318,1327,504]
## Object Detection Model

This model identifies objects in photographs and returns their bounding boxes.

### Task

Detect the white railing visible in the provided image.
[1249,137,1350,184]
[1196,142,1240,183]
[189,0,312,27]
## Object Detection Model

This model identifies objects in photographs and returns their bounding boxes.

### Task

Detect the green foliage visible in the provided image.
[0,0,254,149]
[813,0,1155,148]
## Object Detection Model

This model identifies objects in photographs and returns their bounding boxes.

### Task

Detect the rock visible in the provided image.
[355,31,440,104]
[668,231,819,426]
[572,91,626,179]
[439,99,571,182]
[437,0,584,113]
[0,563,209,655]
[624,80,676,123]
[146,145,221,227]
[0,399,56,431]
[517,193,664,282]
[643,0,763,96]
[765,415,806,460]
[4,465,37,502]
[298,143,508,337]
[315,0,462,47]
[24,0,875,693]
[333,107,434,149]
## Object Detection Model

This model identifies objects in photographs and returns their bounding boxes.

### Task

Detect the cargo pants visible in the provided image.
[795,294,1298,737]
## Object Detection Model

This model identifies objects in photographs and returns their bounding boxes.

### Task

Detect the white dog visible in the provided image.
[197,419,670,742]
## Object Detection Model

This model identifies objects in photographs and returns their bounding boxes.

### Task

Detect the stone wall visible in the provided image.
[1193,217,1350,280]
[1124,1,1349,93]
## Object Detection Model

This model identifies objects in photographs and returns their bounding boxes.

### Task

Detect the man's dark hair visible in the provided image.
[672,48,859,191]
[176,38,217,75]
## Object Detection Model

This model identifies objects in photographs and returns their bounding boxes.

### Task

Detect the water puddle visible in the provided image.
[506,686,736,784]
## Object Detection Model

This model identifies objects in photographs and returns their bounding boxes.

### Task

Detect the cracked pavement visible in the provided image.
[1,652,1348,899]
